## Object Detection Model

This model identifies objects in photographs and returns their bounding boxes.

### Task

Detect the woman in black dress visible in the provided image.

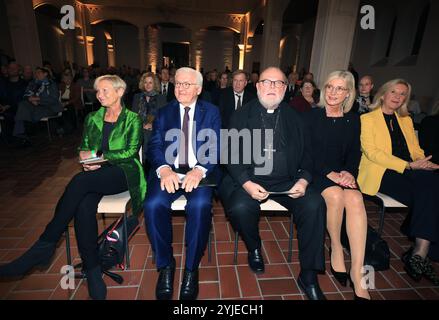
[305,70,369,300]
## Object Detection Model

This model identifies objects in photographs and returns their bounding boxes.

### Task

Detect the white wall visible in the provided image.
[351,0,439,113]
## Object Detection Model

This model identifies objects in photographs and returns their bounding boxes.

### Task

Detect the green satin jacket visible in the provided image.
[79,106,147,215]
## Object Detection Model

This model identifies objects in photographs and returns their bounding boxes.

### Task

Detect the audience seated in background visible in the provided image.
[59,73,83,134]
[289,79,318,112]
[0,62,27,138]
[12,67,62,146]
[303,72,320,104]
[352,75,374,114]
[131,72,166,172]
[283,71,300,103]
[357,79,439,286]
[217,69,256,128]
[77,68,97,110]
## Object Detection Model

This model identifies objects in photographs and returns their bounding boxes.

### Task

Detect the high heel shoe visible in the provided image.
[329,247,349,287]
[0,240,56,277]
[350,272,371,300]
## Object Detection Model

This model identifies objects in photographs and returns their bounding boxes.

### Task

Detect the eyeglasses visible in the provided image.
[258,79,286,88]
[175,82,198,89]
[325,84,348,94]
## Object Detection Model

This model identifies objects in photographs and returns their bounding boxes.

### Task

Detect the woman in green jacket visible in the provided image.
[0,75,146,300]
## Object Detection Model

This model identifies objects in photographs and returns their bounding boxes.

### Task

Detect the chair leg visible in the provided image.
[378,204,386,237]
[233,231,239,264]
[46,120,52,141]
[288,213,294,263]
[123,212,130,269]
[208,229,212,263]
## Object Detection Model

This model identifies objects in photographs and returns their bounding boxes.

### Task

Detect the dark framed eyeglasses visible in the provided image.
[258,79,286,88]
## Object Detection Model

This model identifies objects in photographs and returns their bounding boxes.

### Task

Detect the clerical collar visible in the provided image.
[267,109,275,114]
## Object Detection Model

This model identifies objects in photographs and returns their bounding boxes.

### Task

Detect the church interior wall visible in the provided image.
[351,0,439,113]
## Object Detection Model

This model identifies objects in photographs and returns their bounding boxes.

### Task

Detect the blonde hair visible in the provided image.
[319,70,356,113]
[370,79,411,117]
[94,74,126,92]
[138,72,160,92]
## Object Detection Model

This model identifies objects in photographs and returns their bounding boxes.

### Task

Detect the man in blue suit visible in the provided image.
[144,67,221,300]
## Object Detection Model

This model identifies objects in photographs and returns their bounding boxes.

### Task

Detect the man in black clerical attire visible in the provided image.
[219,67,326,300]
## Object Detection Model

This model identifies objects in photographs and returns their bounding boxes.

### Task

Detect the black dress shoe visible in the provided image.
[179,269,199,300]
[248,248,265,274]
[297,276,326,300]
[156,258,176,300]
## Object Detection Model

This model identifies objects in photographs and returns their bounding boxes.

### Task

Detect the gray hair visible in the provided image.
[175,67,203,87]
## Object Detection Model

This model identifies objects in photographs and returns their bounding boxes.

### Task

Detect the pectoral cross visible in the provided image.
[263,143,276,160]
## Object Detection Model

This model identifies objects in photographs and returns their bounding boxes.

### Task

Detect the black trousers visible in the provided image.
[380,169,439,260]
[40,165,128,270]
[219,175,327,272]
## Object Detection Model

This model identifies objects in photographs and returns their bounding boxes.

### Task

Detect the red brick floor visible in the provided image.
[1,131,438,300]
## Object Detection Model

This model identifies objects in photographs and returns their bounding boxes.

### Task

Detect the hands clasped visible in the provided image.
[160,167,204,193]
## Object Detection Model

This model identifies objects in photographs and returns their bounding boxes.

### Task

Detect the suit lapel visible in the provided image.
[193,99,206,153]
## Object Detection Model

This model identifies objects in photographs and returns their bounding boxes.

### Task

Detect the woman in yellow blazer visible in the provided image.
[358,79,439,285]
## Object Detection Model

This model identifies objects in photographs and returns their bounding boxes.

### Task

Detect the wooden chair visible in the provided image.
[39,112,62,141]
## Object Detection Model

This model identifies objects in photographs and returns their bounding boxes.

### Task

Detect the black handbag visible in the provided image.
[97,215,140,283]
[340,218,390,271]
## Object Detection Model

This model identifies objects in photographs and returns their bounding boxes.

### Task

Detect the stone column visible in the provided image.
[309,0,360,87]
[190,29,204,72]
[146,25,160,73]
[260,0,290,70]
[138,29,146,71]
[85,36,95,66]
[4,0,42,67]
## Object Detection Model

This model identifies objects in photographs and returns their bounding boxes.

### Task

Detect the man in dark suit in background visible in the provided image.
[218,69,256,128]
[159,67,176,102]
[283,71,300,103]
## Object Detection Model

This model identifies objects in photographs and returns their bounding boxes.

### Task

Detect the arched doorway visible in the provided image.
[91,20,139,70]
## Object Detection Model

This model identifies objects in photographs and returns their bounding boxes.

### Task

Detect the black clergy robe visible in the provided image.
[219,99,326,272]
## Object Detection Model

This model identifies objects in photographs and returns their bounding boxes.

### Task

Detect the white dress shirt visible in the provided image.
[234,91,243,110]
[156,100,207,178]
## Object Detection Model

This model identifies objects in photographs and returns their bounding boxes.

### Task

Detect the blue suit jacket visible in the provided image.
[147,98,221,177]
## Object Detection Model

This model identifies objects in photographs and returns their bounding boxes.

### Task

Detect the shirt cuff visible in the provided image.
[156,165,171,178]
[193,165,207,178]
